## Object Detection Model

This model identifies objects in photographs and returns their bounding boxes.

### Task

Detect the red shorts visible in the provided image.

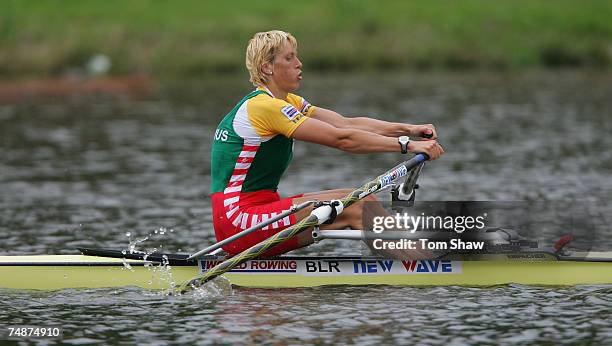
[211,190,303,257]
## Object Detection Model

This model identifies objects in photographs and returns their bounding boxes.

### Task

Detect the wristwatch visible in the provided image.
[398,136,410,154]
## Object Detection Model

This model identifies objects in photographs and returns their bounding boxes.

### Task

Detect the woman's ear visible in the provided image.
[262,62,273,75]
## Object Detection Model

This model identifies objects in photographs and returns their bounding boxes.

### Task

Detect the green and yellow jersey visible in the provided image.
[211,87,315,225]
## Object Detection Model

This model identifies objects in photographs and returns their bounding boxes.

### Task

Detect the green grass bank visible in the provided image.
[1,0,611,79]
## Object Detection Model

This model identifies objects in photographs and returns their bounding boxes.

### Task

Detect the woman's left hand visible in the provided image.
[411,124,438,140]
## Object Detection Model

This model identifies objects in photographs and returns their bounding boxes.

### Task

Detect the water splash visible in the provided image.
[163,276,233,298]
[119,228,186,290]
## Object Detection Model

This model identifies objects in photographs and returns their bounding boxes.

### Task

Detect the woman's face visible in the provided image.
[267,41,302,92]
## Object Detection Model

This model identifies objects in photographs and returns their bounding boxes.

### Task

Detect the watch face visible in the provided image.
[398,136,409,153]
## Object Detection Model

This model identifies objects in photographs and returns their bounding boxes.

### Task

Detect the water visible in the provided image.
[2,285,611,345]
[1,71,611,344]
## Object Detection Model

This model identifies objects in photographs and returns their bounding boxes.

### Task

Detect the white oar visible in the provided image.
[176,154,429,293]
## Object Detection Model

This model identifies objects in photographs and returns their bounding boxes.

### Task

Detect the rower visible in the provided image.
[209,30,444,258]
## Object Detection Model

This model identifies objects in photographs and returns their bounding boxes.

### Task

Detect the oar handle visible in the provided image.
[414,153,429,162]
[416,131,433,160]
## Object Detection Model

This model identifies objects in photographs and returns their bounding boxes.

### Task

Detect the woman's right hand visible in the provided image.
[408,140,444,160]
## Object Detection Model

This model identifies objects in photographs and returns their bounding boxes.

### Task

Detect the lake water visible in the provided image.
[1,71,611,345]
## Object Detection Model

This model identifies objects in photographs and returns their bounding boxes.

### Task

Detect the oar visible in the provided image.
[176,154,429,293]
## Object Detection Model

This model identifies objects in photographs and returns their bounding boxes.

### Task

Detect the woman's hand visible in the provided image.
[408,140,444,160]
[410,124,438,140]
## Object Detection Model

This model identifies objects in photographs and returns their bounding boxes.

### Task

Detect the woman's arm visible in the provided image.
[292,117,444,159]
[310,107,437,139]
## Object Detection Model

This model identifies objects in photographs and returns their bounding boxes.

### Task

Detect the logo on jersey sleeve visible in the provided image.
[280,105,304,123]
[300,98,311,114]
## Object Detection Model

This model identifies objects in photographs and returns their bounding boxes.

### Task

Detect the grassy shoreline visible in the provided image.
[1,0,611,79]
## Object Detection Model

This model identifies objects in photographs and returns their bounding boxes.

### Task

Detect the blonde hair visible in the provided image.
[246,30,298,87]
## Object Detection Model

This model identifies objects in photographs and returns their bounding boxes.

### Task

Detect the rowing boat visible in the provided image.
[1,247,611,290]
